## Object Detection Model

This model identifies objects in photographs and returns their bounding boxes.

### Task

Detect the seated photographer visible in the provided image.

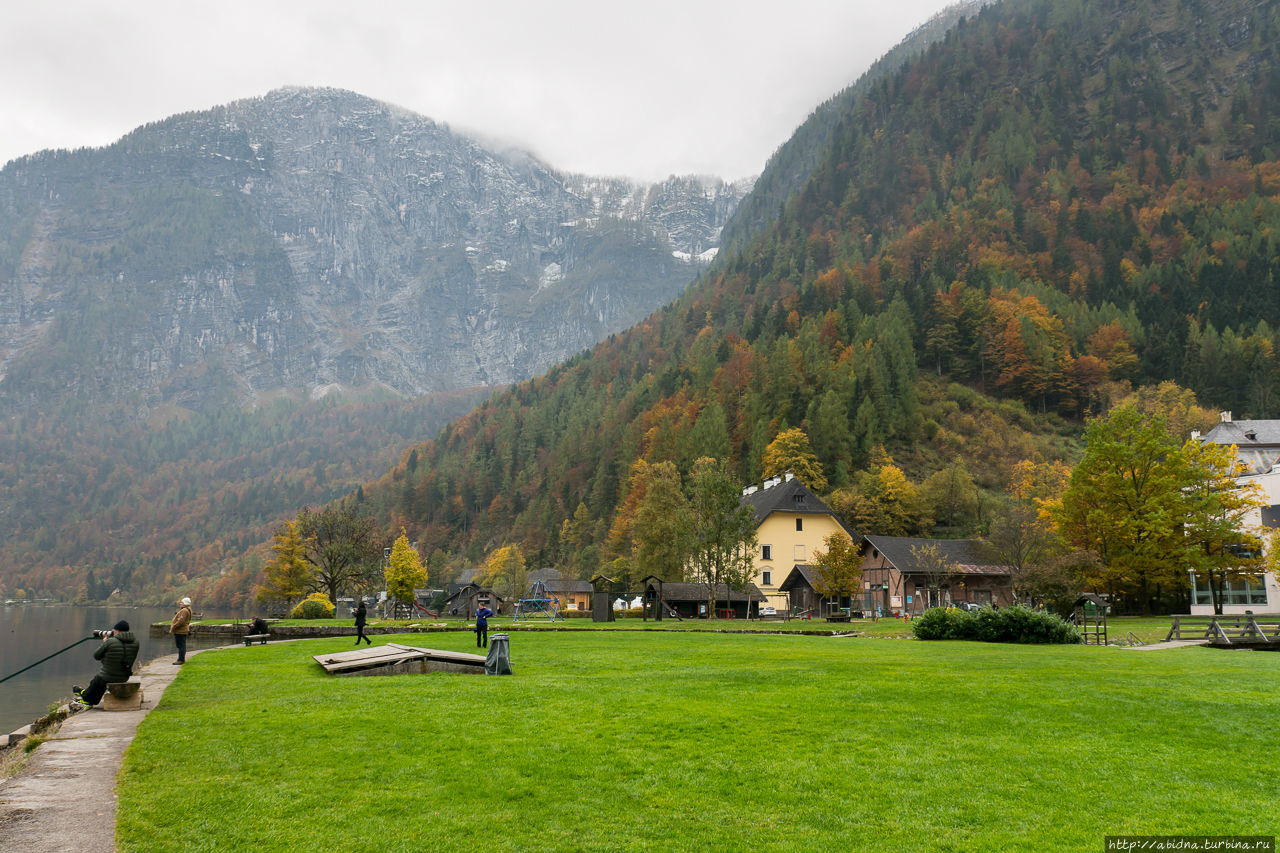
[248,616,269,635]
[72,620,140,707]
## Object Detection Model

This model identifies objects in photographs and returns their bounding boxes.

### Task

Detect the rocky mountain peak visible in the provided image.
[0,87,751,417]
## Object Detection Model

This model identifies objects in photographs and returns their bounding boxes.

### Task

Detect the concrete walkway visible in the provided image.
[1127,638,1209,651]
[0,649,198,852]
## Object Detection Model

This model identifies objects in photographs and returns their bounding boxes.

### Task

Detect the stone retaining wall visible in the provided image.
[148,623,469,640]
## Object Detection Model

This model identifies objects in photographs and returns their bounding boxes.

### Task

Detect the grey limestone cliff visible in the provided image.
[0,87,749,417]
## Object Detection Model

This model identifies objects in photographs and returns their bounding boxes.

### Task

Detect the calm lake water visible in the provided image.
[0,604,241,736]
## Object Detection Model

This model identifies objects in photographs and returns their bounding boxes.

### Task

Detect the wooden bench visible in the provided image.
[243,634,270,646]
[103,677,143,711]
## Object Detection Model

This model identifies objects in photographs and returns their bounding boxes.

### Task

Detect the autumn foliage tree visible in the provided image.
[685,457,758,618]
[1052,406,1261,614]
[295,504,383,606]
[384,530,428,608]
[477,544,527,603]
[256,519,313,607]
[761,427,828,492]
[811,532,863,612]
[632,461,692,583]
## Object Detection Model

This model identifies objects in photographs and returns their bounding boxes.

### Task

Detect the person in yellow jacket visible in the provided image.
[170,597,193,664]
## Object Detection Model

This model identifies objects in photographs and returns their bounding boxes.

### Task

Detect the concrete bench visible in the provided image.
[243,634,270,646]
[103,677,143,711]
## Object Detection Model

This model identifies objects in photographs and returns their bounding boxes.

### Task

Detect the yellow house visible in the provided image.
[740,473,854,612]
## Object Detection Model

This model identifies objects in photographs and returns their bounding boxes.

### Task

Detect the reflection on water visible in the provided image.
[0,604,241,736]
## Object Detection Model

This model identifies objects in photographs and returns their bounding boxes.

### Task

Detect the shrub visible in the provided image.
[911,606,960,640]
[290,593,336,619]
[912,605,1080,644]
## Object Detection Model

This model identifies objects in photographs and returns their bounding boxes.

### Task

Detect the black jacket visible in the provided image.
[94,631,140,682]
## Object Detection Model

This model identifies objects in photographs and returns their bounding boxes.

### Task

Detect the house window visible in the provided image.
[1189,571,1269,606]
[794,544,805,560]
[762,571,772,586]
[796,517,803,532]
[762,544,772,560]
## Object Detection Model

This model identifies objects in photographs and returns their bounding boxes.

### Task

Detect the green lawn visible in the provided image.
[242,613,1178,643]
[117,632,1278,852]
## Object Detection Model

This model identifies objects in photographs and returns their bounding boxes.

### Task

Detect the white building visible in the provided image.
[1192,413,1280,614]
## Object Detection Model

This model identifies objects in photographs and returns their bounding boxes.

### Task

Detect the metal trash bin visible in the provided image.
[485,633,512,675]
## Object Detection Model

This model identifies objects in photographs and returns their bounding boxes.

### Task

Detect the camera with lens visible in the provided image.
[92,628,113,638]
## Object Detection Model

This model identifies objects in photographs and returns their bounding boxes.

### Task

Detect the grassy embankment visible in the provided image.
[118,629,1277,852]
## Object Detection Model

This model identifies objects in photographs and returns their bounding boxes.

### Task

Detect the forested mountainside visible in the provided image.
[352,0,1280,578]
[0,88,748,602]
[722,0,990,252]
[0,388,489,605]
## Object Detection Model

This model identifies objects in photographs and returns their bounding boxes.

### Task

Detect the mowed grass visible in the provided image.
[117,632,1279,852]
[248,613,1177,643]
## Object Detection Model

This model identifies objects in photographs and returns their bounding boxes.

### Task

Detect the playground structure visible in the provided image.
[513,580,562,622]
[379,599,439,619]
[1072,594,1109,645]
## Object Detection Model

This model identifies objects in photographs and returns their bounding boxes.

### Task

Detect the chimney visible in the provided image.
[1221,411,1232,423]
[1190,430,1201,441]
[784,471,794,482]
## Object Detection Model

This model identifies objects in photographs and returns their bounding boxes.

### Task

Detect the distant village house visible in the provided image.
[740,473,855,614]
[1193,412,1280,614]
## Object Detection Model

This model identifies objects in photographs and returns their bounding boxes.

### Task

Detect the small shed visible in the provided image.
[641,576,767,620]
[442,583,505,618]
[589,574,617,622]
[778,564,821,616]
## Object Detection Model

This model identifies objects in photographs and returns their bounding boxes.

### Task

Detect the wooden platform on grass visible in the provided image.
[312,643,486,676]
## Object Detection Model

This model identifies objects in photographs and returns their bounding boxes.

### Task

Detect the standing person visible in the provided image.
[474,601,494,649]
[170,596,193,665]
[72,621,139,707]
[354,600,371,646]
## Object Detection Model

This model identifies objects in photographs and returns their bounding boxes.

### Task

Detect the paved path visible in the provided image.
[0,649,199,852]
[1127,638,1209,651]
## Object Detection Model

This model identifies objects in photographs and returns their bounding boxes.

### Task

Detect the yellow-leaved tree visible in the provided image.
[384,530,428,608]
[811,532,863,614]
[256,519,313,606]
[477,544,527,602]
[761,427,828,492]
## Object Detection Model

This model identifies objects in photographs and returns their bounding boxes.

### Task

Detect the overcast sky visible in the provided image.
[2,0,959,182]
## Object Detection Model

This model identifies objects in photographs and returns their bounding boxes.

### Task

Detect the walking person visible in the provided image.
[474,601,494,649]
[354,600,371,645]
[170,596,193,664]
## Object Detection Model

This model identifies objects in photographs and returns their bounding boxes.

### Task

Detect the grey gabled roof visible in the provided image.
[862,536,1012,576]
[526,568,593,594]
[739,476,854,538]
[778,564,818,592]
[1200,419,1280,474]
[442,584,505,604]
[1201,419,1280,447]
